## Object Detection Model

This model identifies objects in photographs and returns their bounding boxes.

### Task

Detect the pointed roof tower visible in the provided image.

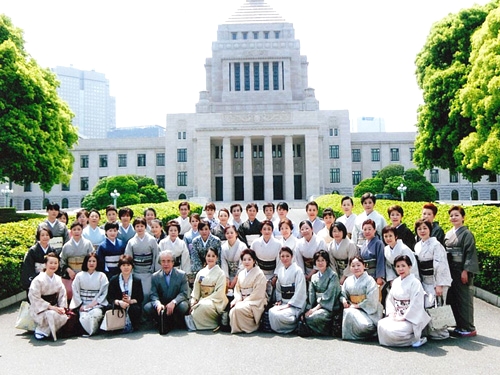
[226,0,286,24]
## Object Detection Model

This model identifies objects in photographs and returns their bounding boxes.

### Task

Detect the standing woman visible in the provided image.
[70,252,109,336]
[414,219,452,339]
[221,225,246,292]
[150,219,166,244]
[341,256,383,340]
[444,206,479,337]
[211,208,231,241]
[143,207,157,234]
[229,249,268,334]
[125,217,159,303]
[184,213,201,252]
[189,247,228,330]
[295,220,326,282]
[28,252,68,341]
[328,221,358,285]
[359,219,385,288]
[82,209,106,250]
[279,218,297,253]
[268,247,307,334]
[159,220,191,274]
[301,250,341,336]
[21,225,55,292]
[382,226,419,284]
[378,255,430,347]
[190,219,222,274]
[106,254,144,332]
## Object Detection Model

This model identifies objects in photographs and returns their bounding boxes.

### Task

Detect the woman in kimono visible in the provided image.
[301,250,341,336]
[444,206,479,337]
[150,219,166,244]
[189,247,228,330]
[341,255,383,340]
[378,255,430,347]
[359,219,385,287]
[28,252,68,340]
[328,221,358,285]
[211,208,230,241]
[279,218,297,253]
[124,217,159,303]
[414,219,452,339]
[229,249,267,333]
[159,220,191,274]
[183,213,201,252]
[190,219,222,274]
[295,220,326,281]
[268,247,307,334]
[70,252,109,336]
[82,209,105,250]
[382,226,419,284]
[221,225,246,292]
[21,225,55,292]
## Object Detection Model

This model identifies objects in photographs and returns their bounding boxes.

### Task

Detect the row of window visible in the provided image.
[79,175,167,191]
[350,147,410,162]
[80,153,166,168]
[229,61,283,91]
[231,30,280,40]
[214,144,302,159]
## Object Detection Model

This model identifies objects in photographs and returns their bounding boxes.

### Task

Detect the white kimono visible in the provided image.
[384,240,419,282]
[221,238,246,281]
[280,235,298,254]
[337,213,357,237]
[352,210,387,247]
[268,262,307,333]
[295,234,326,275]
[378,273,431,347]
[158,237,191,273]
[29,272,68,341]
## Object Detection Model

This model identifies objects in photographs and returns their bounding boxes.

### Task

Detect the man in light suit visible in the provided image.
[144,250,189,333]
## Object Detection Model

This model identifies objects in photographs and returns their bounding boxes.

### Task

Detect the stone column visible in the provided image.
[284,135,294,201]
[304,134,320,198]
[197,135,212,199]
[264,136,273,201]
[222,137,233,201]
[243,136,253,201]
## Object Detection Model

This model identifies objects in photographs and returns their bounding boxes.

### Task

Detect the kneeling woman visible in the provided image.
[28,252,68,340]
[106,254,144,332]
[302,250,341,336]
[378,255,430,347]
[189,247,228,330]
[70,252,109,336]
[341,256,383,340]
[268,247,307,334]
[229,249,268,334]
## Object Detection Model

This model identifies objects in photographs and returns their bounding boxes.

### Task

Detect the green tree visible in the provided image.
[353,178,384,197]
[81,175,167,210]
[0,15,78,191]
[458,7,500,174]
[414,2,498,182]
[376,165,404,181]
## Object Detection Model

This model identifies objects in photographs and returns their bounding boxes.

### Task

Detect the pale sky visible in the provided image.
[1,0,493,132]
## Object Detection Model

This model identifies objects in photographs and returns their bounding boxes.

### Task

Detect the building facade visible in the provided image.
[52,66,116,139]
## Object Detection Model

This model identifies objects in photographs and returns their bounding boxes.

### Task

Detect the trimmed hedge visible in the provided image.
[0,201,202,300]
[316,194,500,295]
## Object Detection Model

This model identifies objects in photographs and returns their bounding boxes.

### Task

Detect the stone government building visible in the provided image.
[9,0,500,210]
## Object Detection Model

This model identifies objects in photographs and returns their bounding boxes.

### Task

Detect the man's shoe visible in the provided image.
[452,328,477,337]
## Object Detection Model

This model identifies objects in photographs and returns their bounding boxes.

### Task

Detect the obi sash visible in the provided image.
[349,294,366,304]
[417,259,433,276]
[104,254,121,271]
[281,283,295,301]
[174,255,182,268]
[394,299,410,319]
[67,256,85,272]
[303,257,314,270]
[257,258,276,272]
[79,288,100,304]
[227,261,240,278]
[49,237,63,252]
[335,259,348,274]
[446,246,463,264]
[364,258,377,278]
[241,287,253,299]
[200,284,216,298]
[133,252,153,272]
[42,293,58,306]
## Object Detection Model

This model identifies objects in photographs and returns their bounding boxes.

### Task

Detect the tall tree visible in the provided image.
[414,2,498,182]
[0,15,78,191]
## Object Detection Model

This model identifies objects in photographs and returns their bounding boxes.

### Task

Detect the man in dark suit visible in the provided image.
[144,250,189,333]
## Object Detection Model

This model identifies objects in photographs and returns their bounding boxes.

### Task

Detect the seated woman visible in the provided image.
[221,225,246,293]
[229,249,268,334]
[301,250,341,336]
[189,247,228,330]
[328,221,358,285]
[22,225,55,293]
[106,254,144,332]
[28,252,68,341]
[159,220,191,274]
[70,252,109,336]
[268,247,307,334]
[378,255,430,347]
[414,219,452,339]
[341,255,383,340]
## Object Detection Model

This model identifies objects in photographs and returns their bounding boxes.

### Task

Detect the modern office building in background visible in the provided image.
[52,66,116,139]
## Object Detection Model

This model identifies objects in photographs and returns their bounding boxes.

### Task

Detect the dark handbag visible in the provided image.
[259,308,273,333]
[159,308,174,335]
[58,308,83,338]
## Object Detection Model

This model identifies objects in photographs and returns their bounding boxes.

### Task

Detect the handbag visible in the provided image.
[14,301,36,331]
[100,304,126,331]
[426,297,456,331]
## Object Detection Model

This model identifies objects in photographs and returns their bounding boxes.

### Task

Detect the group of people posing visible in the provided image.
[21,194,479,347]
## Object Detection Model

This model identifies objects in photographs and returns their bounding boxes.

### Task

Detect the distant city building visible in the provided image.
[356,117,386,132]
[52,66,116,139]
[107,125,165,139]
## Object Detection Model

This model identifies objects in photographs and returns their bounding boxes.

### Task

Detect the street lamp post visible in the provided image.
[1,185,13,207]
[397,183,407,202]
[110,189,120,207]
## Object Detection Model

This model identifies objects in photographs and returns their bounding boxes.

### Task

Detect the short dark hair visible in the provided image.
[89,209,101,218]
[263,202,275,212]
[81,252,100,272]
[133,217,148,228]
[240,249,257,265]
[76,209,89,219]
[46,202,60,211]
[280,246,294,257]
[322,207,335,218]
[204,202,216,211]
[57,211,68,223]
[329,221,347,239]
[118,207,134,219]
[118,254,134,268]
[276,202,289,211]
[230,203,242,213]
[362,219,376,230]
[143,207,157,217]
[382,225,397,237]
[246,202,258,212]
[260,219,274,231]
[218,208,230,218]
[190,213,201,222]
[223,225,238,235]
[414,219,432,233]
[305,201,319,211]
[70,221,83,230]
[387,205,404,217]
[448,205,466,217]
[104,222,120,232]
[43,252,59,270]
[314,250,331,267]
[361,192,376,204]
[197,219,210,231]
[341,196,354,205]
[394,254,412,267]
[36,224,53,241]
[278,218,294,231]
[206,247,218,259]
[179,201,190,210]
[166,219,181,233]
[106,205,118,214]
[422,202,438,216]
[299,220,313,230]
[349,255,365,266]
